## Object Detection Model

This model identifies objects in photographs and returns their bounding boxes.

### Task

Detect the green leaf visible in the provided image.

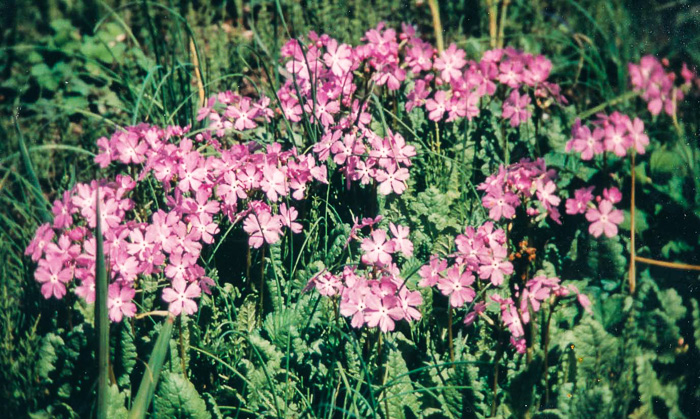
[129,316,174,419]
[154,373,209,419]
[106,384,129,417]
[382,348,421,419]
[37,333,63,383]
[692,299,700,351]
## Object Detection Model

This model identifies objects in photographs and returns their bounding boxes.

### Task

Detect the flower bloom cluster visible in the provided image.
[412,43,565,127]
[27,119,331,320]
[566,111,649,159]
[566,186,624,238]
[478,158,562,224]
[490,275,591,353]
[417,221,591,353]
[307,218,422,333]
[628,55,697,116]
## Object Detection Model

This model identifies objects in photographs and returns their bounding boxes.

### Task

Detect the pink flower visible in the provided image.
[437,266,476,308]
[26,223,55,262]
[260,165,288,202]
[604,122,631,157]
[340,286,369,328]
[361,229,393,266]
[375,165,410,195]
[323,39,353,76]
[225,98,258,131]
[478,245,513,286]
[464,302,486,326]
[433,43,466,83]
[108,283,137,322]
[418,256,447,287]
[482,189,519,220]
[364,294,404,332]
[279,203,303,234]
[313,271,343,297]
[35,257,72,299]
[243,210,283,248]
[425,90,447,121]
[565,186,595,215]
[388,223,413,257]
[535,180,561,209]
[626,117,649,155]
[567,125,604,160]
[502,90,531,127]
[114,131,147,164]
[162,276,201,315]
[585,199,624,238]
[397,288,422,321]
[602,187,622,204]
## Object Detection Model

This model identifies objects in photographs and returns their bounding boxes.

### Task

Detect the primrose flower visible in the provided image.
[585,199,624,238]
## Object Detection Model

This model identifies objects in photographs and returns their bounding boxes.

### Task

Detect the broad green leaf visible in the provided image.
[154,373,209,419]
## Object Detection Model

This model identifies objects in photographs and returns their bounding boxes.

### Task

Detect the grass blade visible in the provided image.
[94,188,110,418]
[128,315,175,419]
[14,117,52,223]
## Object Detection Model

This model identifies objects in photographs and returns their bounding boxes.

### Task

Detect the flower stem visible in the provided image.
[448,305,454,364]
[577,90,639,120]
[497,0,510,49]
[635,256,700,271]
[629,151,637,294]
[427,0,444,53]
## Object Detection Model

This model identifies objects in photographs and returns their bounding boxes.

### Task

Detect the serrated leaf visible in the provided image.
[382,349,421,419]
[154,373,209,419]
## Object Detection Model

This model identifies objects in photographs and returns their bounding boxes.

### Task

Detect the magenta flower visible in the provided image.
[585,199,624,238]
[433,43,466,83]
[313,272,343,297]
[425,90,447,121]
[364,294,404,332]
[388,223,413,257]
[361,229,393,266]
[418,256,447,287]
[243,210,283,248]
[162,276,201,316]
[482,189,519,220]
[26,223,55,262]
[565,186,595,215]
[34,257,72,299]
[502,90,531,127]
[108,283,137,322]
[375,165,409,195]
[478,245,513,286]
[437,266,476,308]
[323,39,353,77]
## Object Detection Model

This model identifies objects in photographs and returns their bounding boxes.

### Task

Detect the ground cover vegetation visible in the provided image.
[2,0,700,417]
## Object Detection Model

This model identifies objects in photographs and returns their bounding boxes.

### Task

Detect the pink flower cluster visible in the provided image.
[566,111,649,159]
[478,158,562,224]
[414,44,564,126]
[307,221,422,333]
[566,186,624,238]
[488,275,591,353]
[27,116,333,320]
[628,55,697,116]
[419,222,512,297]
[416,220,591,353]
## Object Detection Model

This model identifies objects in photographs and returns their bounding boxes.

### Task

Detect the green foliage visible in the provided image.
[3,1,700,418]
